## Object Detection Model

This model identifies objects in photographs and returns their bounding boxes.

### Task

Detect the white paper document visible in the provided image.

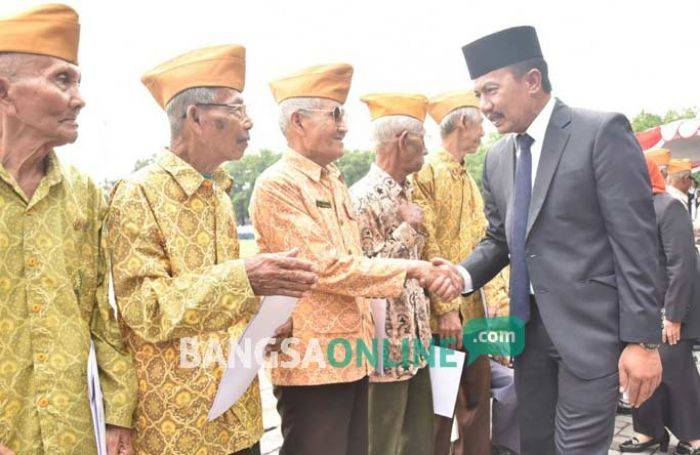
[429,346,466,418]
[87,342,106,455]
[208,295,298,421]
[371,299,387,375]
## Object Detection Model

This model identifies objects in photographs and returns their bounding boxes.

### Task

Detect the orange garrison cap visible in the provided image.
[0,3,80,64]
[270,63,353,104]
[142,44,246,109]
[360,92,428,121]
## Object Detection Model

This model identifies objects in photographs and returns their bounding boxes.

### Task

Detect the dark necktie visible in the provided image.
[510,133,534,323]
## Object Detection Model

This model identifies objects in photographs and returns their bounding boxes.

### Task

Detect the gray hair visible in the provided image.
[439,106,481,138]
[166,86,233,137]
[278,97,326,135]
[0,52,37,80]
[371,115,424,145]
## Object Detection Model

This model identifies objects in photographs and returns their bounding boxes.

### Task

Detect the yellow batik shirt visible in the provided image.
[0,152,137,455]
[350,164,432,382]
[106,150,262,455]
[249,149,409,387]
[412,149,509,331]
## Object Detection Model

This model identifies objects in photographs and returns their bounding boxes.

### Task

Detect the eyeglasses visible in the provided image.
[297,106,347,124]
[183,102,249,120]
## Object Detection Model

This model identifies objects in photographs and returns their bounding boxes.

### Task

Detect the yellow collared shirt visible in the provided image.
[0,152,137,454]
[412,149,509,329]
[107,150,261,454]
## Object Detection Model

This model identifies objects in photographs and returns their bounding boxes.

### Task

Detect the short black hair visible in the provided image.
[509,57,552,94]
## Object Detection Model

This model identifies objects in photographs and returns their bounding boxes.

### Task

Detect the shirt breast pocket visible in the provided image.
[343,200,358,221]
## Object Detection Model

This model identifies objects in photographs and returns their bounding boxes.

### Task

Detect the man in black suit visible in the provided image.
[455,26,663,454]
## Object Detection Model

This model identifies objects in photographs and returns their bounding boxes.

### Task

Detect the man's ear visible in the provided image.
[525,68,543,95]
[398,130,410,152]
[185,104,204,133]
[459,113,470,129]
[290,111,306,135]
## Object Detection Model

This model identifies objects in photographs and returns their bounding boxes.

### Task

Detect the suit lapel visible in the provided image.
[526,100,572,238]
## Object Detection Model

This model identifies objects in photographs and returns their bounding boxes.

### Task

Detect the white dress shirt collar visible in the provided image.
[524,95,557,145]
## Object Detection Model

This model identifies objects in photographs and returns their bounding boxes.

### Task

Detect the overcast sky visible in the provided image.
[4,0,699,182]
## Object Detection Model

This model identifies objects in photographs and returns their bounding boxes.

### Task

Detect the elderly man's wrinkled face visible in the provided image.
[296,99,347,165]
[399,129,427,175]
[196,89,252,162]
[474,66,538,134]
[0,55,85,145]
[460,112,484,154]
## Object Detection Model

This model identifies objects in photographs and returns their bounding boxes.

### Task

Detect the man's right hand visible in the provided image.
[437,310,463,349]
[397,201,425,231]
[0,444,15,455]
[618,344,662,407]
[244,249,317,298]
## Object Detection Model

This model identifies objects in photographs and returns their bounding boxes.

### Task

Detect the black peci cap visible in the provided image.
[462,26,543,79]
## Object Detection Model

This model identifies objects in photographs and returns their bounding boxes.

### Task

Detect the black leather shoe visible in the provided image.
[675,441,700,455]
[620,430,670,453]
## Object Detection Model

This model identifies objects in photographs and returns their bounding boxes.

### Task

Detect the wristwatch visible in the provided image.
[638,342,660,351]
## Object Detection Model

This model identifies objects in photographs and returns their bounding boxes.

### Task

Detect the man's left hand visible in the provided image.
[618,344,662,408]
[662,318,681,345]
[106,425,133,455]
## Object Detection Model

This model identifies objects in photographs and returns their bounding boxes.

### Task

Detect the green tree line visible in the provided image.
[101,106,697,221]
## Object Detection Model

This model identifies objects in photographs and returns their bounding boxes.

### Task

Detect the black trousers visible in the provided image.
[274,377,369,455]
[514,300,618,455]
[633,339,700,441]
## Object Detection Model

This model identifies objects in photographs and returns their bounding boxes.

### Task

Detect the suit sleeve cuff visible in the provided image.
[457,265,473,294]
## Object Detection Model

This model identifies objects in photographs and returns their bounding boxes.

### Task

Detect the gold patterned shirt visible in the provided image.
[0,152,137,454]
[350,164,432,382]
[106,150,261,455]
[412,149,509,330]
[249,149,409,386]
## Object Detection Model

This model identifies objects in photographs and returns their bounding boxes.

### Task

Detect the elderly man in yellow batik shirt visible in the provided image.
[412,89,510,455]
[350,93,435,455]
[106,45,318,455]
[0,4,137,455]
[249,64,464,455]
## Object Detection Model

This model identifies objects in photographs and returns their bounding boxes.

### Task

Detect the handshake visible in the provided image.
[407,258,465,301]
[242,249,465,302]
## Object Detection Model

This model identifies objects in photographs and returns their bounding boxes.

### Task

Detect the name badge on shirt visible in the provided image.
[316,200,332,209]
